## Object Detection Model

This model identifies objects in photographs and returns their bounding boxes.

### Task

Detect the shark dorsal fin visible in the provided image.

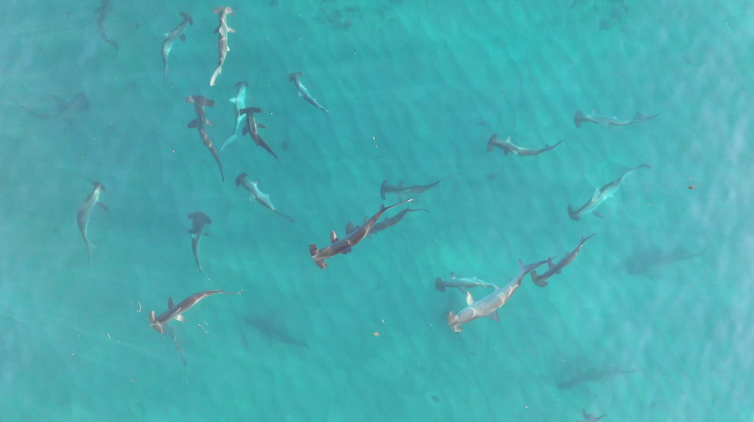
[450,272,456,280]
[547,257,554,268]
[346,222,355,235]
[330,231,338,243]
[398,180,404,187]
[465,291,474,306]
[168,297,175,309]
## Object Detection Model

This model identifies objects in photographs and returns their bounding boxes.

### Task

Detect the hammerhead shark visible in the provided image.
[16,93,89,118]
[309,199,414,269]
[447,259,547,332]
[558,363,638,390]
[486,134,564,156]
[288,72,330,115]
[186,95,224,181]
[235,173,293,222]
[243,312,310,351]
[568,164,650,220]
[149,289,242,334]
[531,234,596,287]
[210,7,236,86]
[574,110,658,128]
[221,81,249,151]
[577,410,608,422]
[345,207,429,238]
[161,12,193,84]
[95,0,118,57]
[435,272,497,293]
[239,107,278,162]
[187,212,212,280]
[77,181,107,268]
[380,173,459,200]
[624,246,708,275]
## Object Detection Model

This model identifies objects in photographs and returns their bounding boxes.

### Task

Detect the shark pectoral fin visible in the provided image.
[203,232,210,237]
[187,119,199,128]
[96,202,108,211]
[175,314,186,322]
[179,33,186,42]
[163,32,170,38]
[330,231,338,243]
[591,187,601,200]
[598,121,610,128]
[205,118,215,127]
[465,291,474,306]
[486,310,500,322]
[450,272,456,280]
[227,27,237,33]
[168,297,175,308]
[593,211,605,218]
[342,246,353,254]
[555,270,562,274]
[458,287,467,294]
[257,123,266,129]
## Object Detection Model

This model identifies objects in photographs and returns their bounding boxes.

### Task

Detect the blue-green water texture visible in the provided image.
[1,0,752,421]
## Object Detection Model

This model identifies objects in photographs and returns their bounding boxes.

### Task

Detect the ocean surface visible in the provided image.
[1,0,752,421]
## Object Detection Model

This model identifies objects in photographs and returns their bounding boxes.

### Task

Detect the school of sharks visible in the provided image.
[17,2,710,421]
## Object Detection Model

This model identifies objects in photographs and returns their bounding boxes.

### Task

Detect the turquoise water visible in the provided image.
[1,0,752,420]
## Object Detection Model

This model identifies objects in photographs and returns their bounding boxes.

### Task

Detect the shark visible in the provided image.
[186,95,224,181]
[187,212,212,280]
[243,312,310,351]
[435,272,497,293]
[76,181,107,268]
[624,246,708,275]
[345,207,429,238]
[558,363,638,390]
[210,7,236,86]
[486,134,564,156]
[161,12,193,84]
[235,173,294,222]
[574,110,658,128]
[446,259,547,332]
[309,199,414,269]
[568,164,651,220]
[531,234,596,287]
[288,72,330,115]
[95,0,118,57]
[221,81,249,151]
[578,410,608,422]
[239,107,278,162]
[380,174,460,201]
[16,93,89,119]
[149,289,242,334]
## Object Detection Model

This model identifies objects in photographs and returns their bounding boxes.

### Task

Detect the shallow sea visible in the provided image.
[1,0,752,421]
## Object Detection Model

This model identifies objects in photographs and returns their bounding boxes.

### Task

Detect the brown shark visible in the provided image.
[95,0,118,57]
[345,207,429,238]
[235,173,294,222]
[531,234,596,287]
[574,110,658,128]
[187,212,212,280]
[77,181,107,268]
[288,72,330,115]
[239,107,278,162]
[149,289,242,334]
[210,7,236,86]
[380,174,459,200]
[309,199,414,269]
[486,134,564,156]
[16,93,89,118]
[186,95,224,181]
[568,164,651,220]
[161,12,193,84]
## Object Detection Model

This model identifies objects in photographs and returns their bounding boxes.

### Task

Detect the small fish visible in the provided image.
[16,93,89,119]
[95,0,118,57]
[161,12,193,84]
[76,181,107,268]
[578,410,608,422]
[486,134,564,156]
[309,199,414,269]
[187,212,212,280]
[574,110,658,129]
[221,81,249,151]
[149,289,242,334]
[624,246,708,275]
[446,259,547,332]
[346,207,429,237]
[210,7,236,86]
[186,95,224,181]
[244,312,310,351]
[239,107,278,162]
[435,272,497,293]
[235,173,294,222]
[380,173,460,201]
[568,165,650,220]
[531,234,596,287]
[288,72,330,115]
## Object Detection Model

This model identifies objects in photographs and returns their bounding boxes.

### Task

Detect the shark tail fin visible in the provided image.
[487,134,497,152]
[574,111,583,128]
[309,244,318,257]
[380,180,388,200]
[567,206,581,221]
[434,277,446,292]
[221,135,236,151]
